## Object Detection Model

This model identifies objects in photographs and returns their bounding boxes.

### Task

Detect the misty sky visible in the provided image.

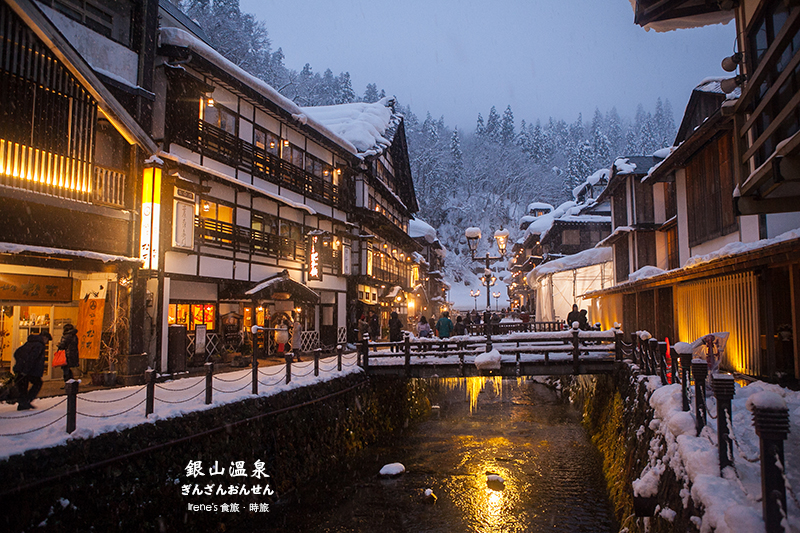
[240,0,736,129]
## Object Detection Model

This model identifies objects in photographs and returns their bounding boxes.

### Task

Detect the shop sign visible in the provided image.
[173,198,195,250]
[307,236,322,281]
[140,165,162,270]
[0,274,72,302]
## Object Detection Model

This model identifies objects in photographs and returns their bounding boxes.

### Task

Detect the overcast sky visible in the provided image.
[240,0,736,129]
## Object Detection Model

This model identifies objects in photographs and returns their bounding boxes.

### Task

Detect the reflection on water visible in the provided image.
[258,378,616,533]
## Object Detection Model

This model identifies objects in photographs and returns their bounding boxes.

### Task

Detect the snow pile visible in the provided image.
[474,349,502,370]
[527,202,554,214]
[379,462,405,477]
[465,227,482,239]
[408,217,438,243]
[635,376,800,532]
[629,265,667,282]
[529,247,612,280]
[0,243,143,264]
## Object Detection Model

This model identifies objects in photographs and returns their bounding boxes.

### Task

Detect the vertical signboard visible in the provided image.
[307,235,322,281]
[140,165,162,269]
[77,280,107,360]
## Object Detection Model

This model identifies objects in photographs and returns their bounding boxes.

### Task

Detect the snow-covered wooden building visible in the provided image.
[0,0,159,380]
[616,0,800,382]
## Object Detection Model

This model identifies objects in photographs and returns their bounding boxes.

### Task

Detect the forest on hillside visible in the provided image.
[176,0,677,263]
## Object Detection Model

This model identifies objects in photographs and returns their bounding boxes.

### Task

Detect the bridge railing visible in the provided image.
[465,321,564,336]
[358,328,620,377]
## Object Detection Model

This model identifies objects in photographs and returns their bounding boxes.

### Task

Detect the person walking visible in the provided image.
[567,304,581,329]
[388,311,404,353]
[13,332,52,410]
[435,311,454,353]
[453,315,467,336]
[369,311,380,341]
[578,309,590,331]
[417,315,431,338]
[357,314,369,342]
[291,317,303,362]
[57,323,79,383]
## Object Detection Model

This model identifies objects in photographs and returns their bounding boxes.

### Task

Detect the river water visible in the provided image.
[259,378,617,532]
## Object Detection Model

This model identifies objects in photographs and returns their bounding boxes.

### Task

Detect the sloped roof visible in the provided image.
[302,98,400,156]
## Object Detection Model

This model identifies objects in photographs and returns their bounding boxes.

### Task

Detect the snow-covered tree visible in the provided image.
[500,105,515,145]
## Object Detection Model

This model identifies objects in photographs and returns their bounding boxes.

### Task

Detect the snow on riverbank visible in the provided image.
[0,354,361,461]
[636,377,800,532]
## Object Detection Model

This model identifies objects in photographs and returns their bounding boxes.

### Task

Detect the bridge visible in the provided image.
[358,328,627,379]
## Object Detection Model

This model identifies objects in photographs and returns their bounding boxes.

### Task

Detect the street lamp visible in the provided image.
[493,291,501,312]
[470,289,480,310]
[464,226,507,351]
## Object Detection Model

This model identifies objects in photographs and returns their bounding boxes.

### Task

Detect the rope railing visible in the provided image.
[0,349,358,437]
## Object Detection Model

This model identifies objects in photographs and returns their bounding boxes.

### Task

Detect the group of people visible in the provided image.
[566,304,593,330]
[12,323,80,410]
[273,317,303,362]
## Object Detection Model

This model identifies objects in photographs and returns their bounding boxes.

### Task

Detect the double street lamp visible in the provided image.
[470,289,480,311]
[464,226,508,350]
[493,291,502,311]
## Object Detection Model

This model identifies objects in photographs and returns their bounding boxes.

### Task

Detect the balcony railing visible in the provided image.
[0,139,127,208]
[181,121,349,210]
[196,216,305,262]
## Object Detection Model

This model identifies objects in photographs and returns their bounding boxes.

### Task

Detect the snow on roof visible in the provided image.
[522,200,582,240]
[408,217,438,243]
[160,27,369,158]
[595,226,633,247]
[527,201,554,213]
[684,227,800,269]
[614,158,637,175]
[528,247,612,281]
[301,98,400,156]
[628,265,667,282]
[0,242,143,264]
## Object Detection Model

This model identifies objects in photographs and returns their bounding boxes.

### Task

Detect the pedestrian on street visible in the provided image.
[358,314,369,342]
[389,311,404,352]
[417,315,431,338]
[369,311,380,341]
[57,323,79,382]
[453,315,467,336]
[435,311,454,353]
[13,332,52,410]
[291,316,303,362]
[275,319,290,358]
[567,304,581,329]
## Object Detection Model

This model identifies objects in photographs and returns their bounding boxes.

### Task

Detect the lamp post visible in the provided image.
[470,289,480,311]
[464,226,508,351]
[493,291,501,312]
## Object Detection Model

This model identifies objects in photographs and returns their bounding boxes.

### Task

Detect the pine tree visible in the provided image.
[363,83,380,103]
[565,140,593,199]
[485,106,500,141]
[475,113,485,137]
[337,72,356,104]
[501,105,515,145]
[605,107,623,156]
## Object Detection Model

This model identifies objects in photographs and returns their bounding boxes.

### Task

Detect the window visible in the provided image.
[200,199,234,243]
[41,0,133,46]
[562,229,581,246]
[168,303,216,332]
[685,132,738,247]
[282,141,304,168]
[203,102,236,135]
[254,127,279,156]
[251,213,278,254]
[306,154,333,180]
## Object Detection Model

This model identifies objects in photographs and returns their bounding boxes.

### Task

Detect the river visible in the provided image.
[258,378,617,532]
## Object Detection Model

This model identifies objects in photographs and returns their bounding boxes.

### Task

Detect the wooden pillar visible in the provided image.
[759,269,776,379]
[789,263,800,380]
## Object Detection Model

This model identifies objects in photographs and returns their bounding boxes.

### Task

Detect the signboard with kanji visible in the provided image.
[0,274,72,302]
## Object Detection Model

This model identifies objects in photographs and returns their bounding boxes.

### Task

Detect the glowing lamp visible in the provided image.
[139,161,162,270]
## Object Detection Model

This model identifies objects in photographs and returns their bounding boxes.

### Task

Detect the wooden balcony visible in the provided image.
[180,120,350,211]
[0,138,127,209]
[735,5,800,214]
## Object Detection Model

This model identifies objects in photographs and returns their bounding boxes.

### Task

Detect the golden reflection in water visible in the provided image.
[464,461,518,531]
[437,376,510,412]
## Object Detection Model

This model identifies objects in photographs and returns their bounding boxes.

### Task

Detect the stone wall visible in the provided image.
[0,374,430,532]
[568,364,700,532]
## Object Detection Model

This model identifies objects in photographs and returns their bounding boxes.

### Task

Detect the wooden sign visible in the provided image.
[78,297,105,359]
[0,274,72,302]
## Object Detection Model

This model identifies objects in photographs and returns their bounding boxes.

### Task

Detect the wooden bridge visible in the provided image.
[358,329,625,379]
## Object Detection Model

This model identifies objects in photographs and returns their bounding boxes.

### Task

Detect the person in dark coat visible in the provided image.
[388,311,404,353]
[578,309,590,331]
[453,315,467,336]
[566,304,581,329]
[57,323,79,382]
[13,332,52,410]
[369,311,380,341]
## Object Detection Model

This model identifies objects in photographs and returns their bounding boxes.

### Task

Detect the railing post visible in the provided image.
[572,325,580,375]
[65,380,78,434]
[657,341,668,385]
[404,333,411,378]
[205,362,213,405]
[675,343,692,412]
[671,343,680,385]
[647,338,658,377]
[748,393,791,533]
[285,353,292,384]
[361,337,369,372]
[337,344,342,372]
[314,349,320,377]
[711,373,736,474]
[614,330,623,362]
[691,359,708,435]
[252,332,259,395]
[145,368,155,417]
